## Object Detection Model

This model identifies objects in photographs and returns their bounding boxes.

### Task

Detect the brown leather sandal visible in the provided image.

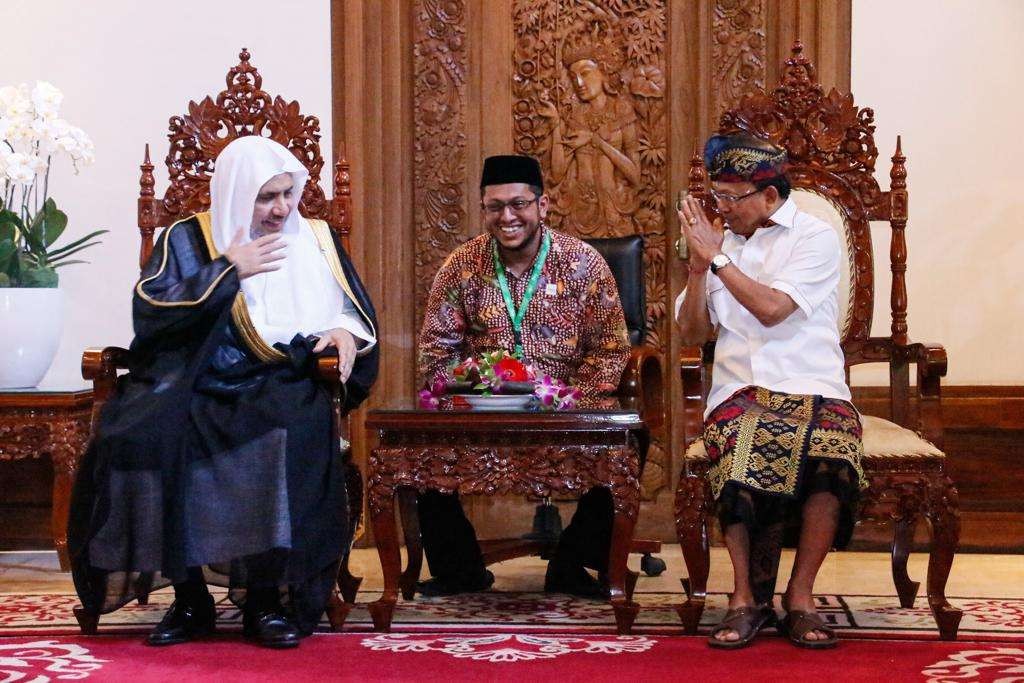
[780,610,838,649]
[707,606,776,649]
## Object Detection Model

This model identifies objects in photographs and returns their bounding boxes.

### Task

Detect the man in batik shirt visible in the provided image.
[416,154,630,598]
[675,134,864,650]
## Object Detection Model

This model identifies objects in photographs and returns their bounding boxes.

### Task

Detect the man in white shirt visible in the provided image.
[675,133,864,650]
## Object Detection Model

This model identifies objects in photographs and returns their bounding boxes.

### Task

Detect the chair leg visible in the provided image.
[891,514,920,608]
[398,488,423,600]
[674,473,710,634]
[925,474,963,640]
[325,592,353,631]
[338,551,363,604]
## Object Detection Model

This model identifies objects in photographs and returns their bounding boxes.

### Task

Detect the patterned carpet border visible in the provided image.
[2,591,1021,642]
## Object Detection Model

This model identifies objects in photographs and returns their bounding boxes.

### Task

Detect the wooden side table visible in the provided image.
[364,399,644,634]
[0,386,93,570]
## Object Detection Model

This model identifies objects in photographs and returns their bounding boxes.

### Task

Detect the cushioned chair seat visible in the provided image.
[684,414,944,461]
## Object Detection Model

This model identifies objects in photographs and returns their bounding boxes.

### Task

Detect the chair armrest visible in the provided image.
[618,345,664,431]
[679,343,711,448]
[81,346,132,402]
[900,342,947,449]
[316,355,341,384]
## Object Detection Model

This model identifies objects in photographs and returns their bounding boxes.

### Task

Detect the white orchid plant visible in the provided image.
[0,81,107,287]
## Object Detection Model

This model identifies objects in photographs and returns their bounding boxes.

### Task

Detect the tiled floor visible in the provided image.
[2,547,1021,598]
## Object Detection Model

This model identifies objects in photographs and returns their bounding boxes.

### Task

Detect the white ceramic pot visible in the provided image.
[0,288,65,389]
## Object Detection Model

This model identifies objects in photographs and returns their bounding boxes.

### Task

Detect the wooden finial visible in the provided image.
[333,147,352,240]
[139,144,155,199]
[687,141,707,194]
[889,135,909,345]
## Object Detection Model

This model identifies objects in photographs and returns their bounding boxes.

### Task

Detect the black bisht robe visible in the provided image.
[68,214,378,634]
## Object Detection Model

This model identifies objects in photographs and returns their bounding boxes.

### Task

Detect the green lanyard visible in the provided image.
[492,232,551,358]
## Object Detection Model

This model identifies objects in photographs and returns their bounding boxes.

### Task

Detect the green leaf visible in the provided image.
[48,242,102,263]
[0,209,24,229]
[46,229,108,257]
[5,247,20,282]
[0,219,17,245]
[19,265,58,288]
[51,259,88,269]
[0,238,14,266]
[38,199,68,248]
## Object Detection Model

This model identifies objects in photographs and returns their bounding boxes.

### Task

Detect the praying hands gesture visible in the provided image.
[223,227,287,279]
[313,328,358,382]
[678,195,724,273]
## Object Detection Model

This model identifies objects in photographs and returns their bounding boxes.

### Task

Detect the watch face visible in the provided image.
[712,254,730,267]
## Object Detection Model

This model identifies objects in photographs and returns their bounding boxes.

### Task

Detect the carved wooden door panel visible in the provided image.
[333,0,851,540]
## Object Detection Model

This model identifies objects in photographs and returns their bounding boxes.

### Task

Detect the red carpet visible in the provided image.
[2,633,1023,681]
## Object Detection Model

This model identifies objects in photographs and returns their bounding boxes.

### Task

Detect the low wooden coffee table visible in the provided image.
[362,398,644,634]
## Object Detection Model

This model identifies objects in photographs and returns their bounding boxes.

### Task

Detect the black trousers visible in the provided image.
[417,487,616,580]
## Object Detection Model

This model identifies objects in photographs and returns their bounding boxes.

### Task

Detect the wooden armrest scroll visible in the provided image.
[899,341,947,449]
[618,346,664,431]
[81,346,133,402]
[679,342,712,459]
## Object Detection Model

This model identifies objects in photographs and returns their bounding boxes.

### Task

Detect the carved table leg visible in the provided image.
[607,504,639,635]
[675,473,710,634]
[891,512,920,608]
[50,439,79,572]
[368,476,400,632]
[925,474,962,640]
[398,488,423,600]
[338,550,363,604]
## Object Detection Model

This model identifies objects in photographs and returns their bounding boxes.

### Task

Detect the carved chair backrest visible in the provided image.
[136,48,352,269]
[688,42,910,367]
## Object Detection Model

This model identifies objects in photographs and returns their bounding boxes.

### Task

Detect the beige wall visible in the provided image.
[850,0,1024,386]
[2,0,332,387]
[4,0,1020,387]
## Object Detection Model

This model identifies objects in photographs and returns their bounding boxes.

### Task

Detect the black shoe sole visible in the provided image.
[146,624,215,647]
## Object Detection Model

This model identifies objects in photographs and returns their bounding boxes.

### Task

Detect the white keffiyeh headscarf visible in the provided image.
[209,136,373,348]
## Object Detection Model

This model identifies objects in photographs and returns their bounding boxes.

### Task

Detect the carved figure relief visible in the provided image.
[513,1,668,496]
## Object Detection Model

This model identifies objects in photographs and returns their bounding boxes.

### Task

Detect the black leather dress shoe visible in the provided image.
[147,595,217,646]
[416,570,495,597]
[544,563,610,599]
[242,609,301,649]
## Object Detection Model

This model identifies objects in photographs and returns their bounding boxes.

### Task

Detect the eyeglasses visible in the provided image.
[710,188,763,204]
[482,196,539,216]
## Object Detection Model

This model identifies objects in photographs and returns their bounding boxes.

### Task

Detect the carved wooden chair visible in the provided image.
[395,234,666,600]
[75,48,361,633]
[673,43,962,640]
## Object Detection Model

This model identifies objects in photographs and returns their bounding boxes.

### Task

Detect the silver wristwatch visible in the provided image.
[710,253,732,274]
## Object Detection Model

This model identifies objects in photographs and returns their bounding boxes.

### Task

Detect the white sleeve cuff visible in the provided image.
[770,280,812,318]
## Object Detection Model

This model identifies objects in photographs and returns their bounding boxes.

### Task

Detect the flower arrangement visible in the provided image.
[419,350,582,410]
[0,81,107,287]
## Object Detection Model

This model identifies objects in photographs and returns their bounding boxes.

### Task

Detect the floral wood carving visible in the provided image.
[711,0,767,115]
[137,49,351,267]
[0,408,90,474]
[368,444,641,520]
[413,0,469,328]
[696,41,898,345]
[161,49,329,221]
[513,0,669,497]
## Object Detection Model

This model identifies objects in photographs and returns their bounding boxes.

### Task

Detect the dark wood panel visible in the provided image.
[853,385,1024,430]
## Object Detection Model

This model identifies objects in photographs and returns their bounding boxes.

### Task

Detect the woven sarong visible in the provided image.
[703,386,865,501]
